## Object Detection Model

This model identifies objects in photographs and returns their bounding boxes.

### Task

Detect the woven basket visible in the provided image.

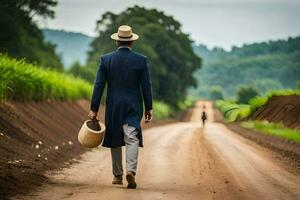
[78,120,105,148]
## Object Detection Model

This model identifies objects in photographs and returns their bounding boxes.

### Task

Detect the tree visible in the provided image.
[87,6,202,107]
[0,0,63,70]
[209,86,224,100]
[68,62,95,83]
[237,86,259,104]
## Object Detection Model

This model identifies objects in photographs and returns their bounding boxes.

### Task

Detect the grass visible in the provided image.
[241,120,300,143]
[0,54,179,120]
[215,100,251,122]
[0,54,92,101]
[215,89,300,122]
[249,89,300,111]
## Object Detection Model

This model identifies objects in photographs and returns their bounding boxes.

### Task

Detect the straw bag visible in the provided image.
[78,120,105,148]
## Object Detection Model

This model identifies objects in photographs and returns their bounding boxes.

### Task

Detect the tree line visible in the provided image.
[0,3,201,107]
[191,36,300,100]
[0,0,63,70]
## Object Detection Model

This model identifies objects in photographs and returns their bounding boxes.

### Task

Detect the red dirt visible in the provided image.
[250,95,300,129]
[0,100,101,199]
[0,100,174,199]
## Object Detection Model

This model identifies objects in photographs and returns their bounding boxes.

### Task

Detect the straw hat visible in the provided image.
[78,120,105,148]
[110,25,139,41]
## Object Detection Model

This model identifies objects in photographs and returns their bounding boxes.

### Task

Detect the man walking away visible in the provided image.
[201,111,207,127]
[88,25,153,189]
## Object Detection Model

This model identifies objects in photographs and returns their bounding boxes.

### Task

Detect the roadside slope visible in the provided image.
[250,95,300,129]
[13,101,300,200]
[0,100,103,199]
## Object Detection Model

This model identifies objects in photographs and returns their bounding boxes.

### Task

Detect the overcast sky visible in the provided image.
[37,0,300,50]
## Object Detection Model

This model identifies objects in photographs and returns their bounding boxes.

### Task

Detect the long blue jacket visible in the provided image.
[90,47,153,148]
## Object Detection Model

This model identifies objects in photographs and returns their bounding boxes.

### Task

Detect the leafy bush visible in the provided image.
[237,86,259,104]
[153,101,172,119]
[241,121,300,143]
[215,100,251,122]
[68,61,95,83]
[0,54,92,101]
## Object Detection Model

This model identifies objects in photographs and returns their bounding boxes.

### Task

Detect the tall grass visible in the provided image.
[0,54,92,101]
[241,120,300,143]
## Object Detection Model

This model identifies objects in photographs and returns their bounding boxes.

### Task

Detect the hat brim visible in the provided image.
[110,33,139,41]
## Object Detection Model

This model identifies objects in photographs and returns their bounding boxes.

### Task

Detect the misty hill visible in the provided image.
[191,36,300,99]
[42,29,93,68]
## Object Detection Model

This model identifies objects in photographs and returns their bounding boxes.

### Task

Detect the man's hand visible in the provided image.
[88,111,98,120]
[145,110,153,123]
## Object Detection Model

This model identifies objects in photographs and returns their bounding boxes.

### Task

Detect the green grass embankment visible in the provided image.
[241,121,300,143]
[0,54,92,101]
[215,89,300,122]
[0,54,180,119]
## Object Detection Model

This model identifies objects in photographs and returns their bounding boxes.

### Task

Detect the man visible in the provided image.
[88,25,153,189]
[201,111,207,127]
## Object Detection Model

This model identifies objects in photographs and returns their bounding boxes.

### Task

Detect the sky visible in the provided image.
[37,0,300,50]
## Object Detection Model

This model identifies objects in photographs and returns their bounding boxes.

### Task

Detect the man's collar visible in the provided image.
[117,46,132,51]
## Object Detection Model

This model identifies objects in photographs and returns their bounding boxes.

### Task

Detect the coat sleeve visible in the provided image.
[90,57,107,112]
[141,58,153,111]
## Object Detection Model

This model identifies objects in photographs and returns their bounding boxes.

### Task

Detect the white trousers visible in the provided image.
[110,124,139,176]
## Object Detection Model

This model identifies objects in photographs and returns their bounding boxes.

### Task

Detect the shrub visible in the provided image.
[215,100,251,122]
[153,101,172,119]
[237,86,259,104]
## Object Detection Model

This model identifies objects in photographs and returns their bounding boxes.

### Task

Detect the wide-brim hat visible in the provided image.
[78,120,105,148]
[111,25,139,41]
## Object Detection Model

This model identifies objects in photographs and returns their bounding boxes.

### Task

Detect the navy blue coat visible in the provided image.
[90,47,153,148]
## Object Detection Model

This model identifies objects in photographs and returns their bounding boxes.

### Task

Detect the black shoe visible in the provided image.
[126,172,137,189]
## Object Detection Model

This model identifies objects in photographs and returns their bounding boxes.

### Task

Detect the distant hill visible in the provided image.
[191,36,300,99]
[42,29,93,68]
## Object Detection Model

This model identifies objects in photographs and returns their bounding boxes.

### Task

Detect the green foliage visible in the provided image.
[210,86,224,100]
[87,6,201,107]
[177,98,195,111]
[241,121,300,143]
[0,54,92,101]
[191,36,300,98]
[237,86,259,104]
[215,100,251,122]
[68,62,95,83]
[153,101,172,119]
[0,0,63,70]
[216,89,300,122]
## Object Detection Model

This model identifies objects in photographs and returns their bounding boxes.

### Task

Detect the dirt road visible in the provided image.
[14,101,300,200]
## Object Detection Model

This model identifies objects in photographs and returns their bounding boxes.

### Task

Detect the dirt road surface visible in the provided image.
[14,101,300,200]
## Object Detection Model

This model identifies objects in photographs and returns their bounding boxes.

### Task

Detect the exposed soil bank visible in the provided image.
[13,101,300,200]
[0,100,100,199]
[250,95,300,129]
[0,100,175,200]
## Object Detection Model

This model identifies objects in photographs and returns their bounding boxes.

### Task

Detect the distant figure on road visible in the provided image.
[88,25,153,189]
[201,111,207,127]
